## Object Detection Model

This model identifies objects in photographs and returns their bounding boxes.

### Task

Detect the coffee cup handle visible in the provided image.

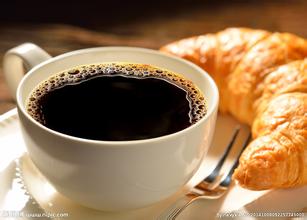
[3,43,52,100]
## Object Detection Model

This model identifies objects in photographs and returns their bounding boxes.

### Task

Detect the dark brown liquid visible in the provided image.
[27,63,206,141]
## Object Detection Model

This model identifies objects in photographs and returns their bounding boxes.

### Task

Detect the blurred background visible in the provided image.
[0,0,306,113]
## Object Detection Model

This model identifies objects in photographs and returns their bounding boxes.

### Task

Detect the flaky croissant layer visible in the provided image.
[161,28,307,190]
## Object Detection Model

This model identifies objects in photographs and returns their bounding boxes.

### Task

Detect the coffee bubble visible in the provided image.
[68,69,80,75]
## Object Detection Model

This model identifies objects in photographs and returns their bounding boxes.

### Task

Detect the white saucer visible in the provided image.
[0,109,306,220]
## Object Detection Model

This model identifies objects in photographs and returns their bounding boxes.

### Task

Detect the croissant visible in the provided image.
[160,28,307,190]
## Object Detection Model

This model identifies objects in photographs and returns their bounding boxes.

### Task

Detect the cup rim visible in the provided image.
[17,46,219,146]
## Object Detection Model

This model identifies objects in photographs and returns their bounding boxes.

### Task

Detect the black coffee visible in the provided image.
[27,63,206,141]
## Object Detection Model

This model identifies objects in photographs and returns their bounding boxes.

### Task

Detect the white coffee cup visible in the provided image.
[3,43,219,211]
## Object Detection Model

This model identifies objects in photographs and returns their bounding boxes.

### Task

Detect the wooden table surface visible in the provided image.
[1,0,306,114]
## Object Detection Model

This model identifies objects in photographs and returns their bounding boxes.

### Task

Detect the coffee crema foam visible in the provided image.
[27,63,207,127]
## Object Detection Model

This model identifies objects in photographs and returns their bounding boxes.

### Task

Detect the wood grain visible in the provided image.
[0,1,306,114]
